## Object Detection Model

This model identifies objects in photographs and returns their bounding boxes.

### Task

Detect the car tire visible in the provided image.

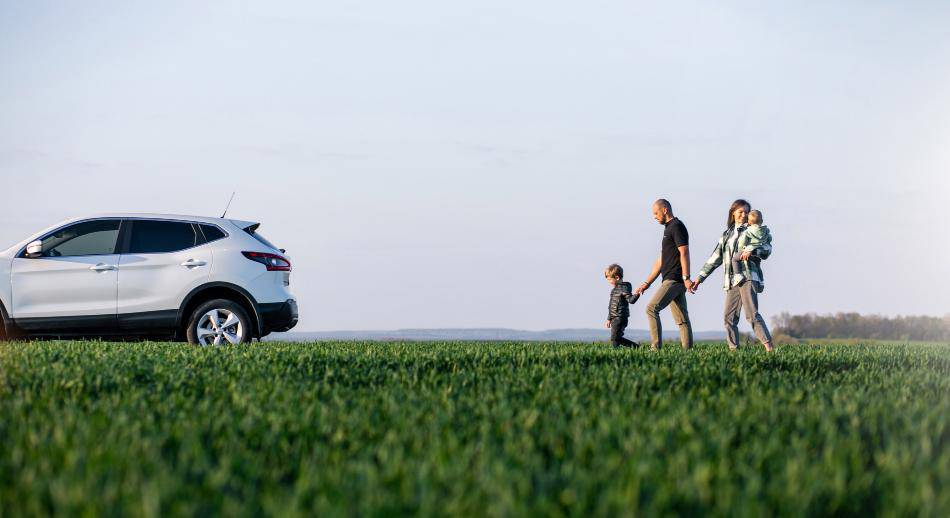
[0,304,9,341]
[186,299,253,346]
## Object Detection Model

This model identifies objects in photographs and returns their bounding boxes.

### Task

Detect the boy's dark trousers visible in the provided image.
[610,317,637,347]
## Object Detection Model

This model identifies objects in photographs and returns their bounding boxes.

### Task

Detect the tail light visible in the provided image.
[242,251,292,271]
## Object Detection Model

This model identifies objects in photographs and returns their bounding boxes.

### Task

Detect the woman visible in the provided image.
[691,199,775,352]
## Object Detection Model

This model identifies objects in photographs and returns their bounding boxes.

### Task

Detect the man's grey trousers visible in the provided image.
[645,280,693,350]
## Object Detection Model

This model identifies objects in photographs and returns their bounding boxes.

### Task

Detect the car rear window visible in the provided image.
[128,220,202,254]
[245,228,280,251]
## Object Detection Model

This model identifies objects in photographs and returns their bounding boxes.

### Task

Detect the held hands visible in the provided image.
[634,282,650,296]
[688,279,701,294]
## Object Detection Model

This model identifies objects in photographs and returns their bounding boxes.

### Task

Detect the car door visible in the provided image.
[10,218,122,331]
[116,219,213,330]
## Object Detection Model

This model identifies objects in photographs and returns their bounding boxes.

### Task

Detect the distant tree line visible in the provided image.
[772,312,950,341]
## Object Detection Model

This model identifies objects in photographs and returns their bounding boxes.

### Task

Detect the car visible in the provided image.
[0,213,297,345]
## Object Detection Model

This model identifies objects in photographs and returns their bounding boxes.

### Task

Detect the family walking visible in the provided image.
[605,198,775,352]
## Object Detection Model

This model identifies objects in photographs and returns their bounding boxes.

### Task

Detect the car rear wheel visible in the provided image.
[186,299,253,346]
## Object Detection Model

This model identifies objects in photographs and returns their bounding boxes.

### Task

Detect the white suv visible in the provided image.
[0,213,298,345]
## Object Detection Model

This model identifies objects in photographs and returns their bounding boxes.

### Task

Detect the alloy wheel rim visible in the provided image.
[196,308,243,346]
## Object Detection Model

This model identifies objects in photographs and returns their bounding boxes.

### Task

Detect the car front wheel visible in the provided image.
[186,299,253,346]
[0,305,10,341]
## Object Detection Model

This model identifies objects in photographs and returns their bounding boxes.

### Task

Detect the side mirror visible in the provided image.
[25,240,43,258]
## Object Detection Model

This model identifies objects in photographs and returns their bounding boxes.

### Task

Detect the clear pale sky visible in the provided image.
[2,1,949,332]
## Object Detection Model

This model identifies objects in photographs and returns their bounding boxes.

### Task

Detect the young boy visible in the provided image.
[732,209,772,278]
[604,264,640,348]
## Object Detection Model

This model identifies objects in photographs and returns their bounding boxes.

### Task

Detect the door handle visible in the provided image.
[180,259,207,268]
[89,263,117,272]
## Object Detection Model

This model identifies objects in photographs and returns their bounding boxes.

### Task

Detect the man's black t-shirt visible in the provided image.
[661,217,689,281]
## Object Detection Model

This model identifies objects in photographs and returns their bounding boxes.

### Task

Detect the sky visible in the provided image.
[2,1,949,332]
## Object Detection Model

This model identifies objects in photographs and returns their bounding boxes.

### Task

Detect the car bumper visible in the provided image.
[258,299,298,334]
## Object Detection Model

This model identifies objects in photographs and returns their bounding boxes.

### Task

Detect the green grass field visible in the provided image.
[1,341,947,517]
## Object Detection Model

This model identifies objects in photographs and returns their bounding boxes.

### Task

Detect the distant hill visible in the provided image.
[264,328,726,342]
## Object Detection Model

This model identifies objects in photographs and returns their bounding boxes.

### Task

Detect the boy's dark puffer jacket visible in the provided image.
[608,282,640,319]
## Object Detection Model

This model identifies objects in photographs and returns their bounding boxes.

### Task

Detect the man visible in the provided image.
[633,199,694,351]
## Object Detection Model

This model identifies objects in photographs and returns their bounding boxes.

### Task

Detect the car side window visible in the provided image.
[39,219,121,257]
[200,224,226,243]
[128,220,202,254]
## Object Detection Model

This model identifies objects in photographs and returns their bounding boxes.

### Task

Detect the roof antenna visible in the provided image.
[220,191,236,218]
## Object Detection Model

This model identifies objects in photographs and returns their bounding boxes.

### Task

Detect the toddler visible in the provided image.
[605,264,640,348]
[732,209,772,274]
